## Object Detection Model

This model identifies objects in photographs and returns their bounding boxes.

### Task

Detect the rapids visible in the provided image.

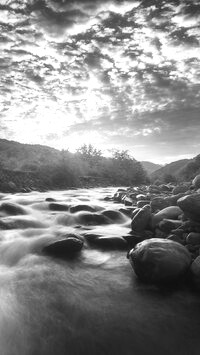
[0,187,200,355]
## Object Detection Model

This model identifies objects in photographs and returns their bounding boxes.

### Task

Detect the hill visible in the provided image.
[150,155,200,182]
[141,161,162,174]
[0,139,148,192]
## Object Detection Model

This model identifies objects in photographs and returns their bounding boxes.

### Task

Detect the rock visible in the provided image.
[128,238,192,284]
[136,194,147,201]
[152,206,183,228]
[70,204,96,213]
[172,185,189,195]
[113,191,126,202]
[177,194,200,222]
[45,197,56,202]
[0,202,27,215]
[42,235,83,257]
[166,193,188,206]
[192,175,200,189]
[87,235,127,249]
[137,200,150,208]
[123,196,133,206]
[49,203,69,211]
[150,197,169,213]
[186,233,200,245]
[77,212,110,225]
[167,234,185,245]
[101,209,126,223]
[159,219,183,233]
[131,206,152,232]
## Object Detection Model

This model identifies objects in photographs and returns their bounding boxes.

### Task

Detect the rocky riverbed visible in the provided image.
[0,184,200,355]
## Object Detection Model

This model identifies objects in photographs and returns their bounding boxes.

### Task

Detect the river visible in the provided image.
[0,187,200,355]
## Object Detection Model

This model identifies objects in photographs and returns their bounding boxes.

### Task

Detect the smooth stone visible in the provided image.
[192,175,200,189]
[131,206,152,232]
[70,204,96,213]
[45,197,56,202]
[136,194,147,201]
[137,200,150,208]
[42,236,83,256]
[167,235,185,245]
[172,185,189,195]
[177,194,200,222]
[158,219,183,233]
[152,206,183,228]
[77,212,110,225]
[101,209,125,222]
[123,196,133,206]
[87,235,127,249]
[49,203,69,211]
[150,197,169,213]
[186,233,200,245]
[166,193,187,206]
[128,238,192,284]
[0,202,27,215]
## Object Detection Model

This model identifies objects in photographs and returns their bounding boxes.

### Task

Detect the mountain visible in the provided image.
[140,161,162,175]
[150,155,200,182]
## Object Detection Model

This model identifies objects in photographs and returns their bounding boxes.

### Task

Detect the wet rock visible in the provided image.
[119,207,135,217]
[0,202,27,215]
[177,194,200,222]
[150,197,169,213]
[131,206,152,232]
[87,235,127,249]
[152,206,183,228]
[101,209,126,223]
[159,219,183,233]
[49,203,69,211]
[113,191,126,202]
[136,194,147,201]
[77,212,110,225]
[192,175,200,189]
[167,234,185,245]
[42,235,83,257]
[70,204,96,213]
[123,196,133,206]
[128,238,192,284]
[45,197,56,202]
[166,193,188,206]
[8,181,17,192]
[172,185,189,195]
[137,200,150,208]
[186,233,200,245]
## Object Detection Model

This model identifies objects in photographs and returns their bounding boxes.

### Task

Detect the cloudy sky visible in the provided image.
[0,0,200,163]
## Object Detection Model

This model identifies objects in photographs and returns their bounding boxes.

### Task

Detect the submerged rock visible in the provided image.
[42,234,83,257]
[128,238,191,284]
[0,202,28,215]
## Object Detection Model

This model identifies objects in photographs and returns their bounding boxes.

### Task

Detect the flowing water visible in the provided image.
[0,187,200,355]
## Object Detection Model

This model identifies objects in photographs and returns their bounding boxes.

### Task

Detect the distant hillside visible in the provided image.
[141,161,162,174]
[0,139,62,171]
[151,155,200,182]
[0,139,148,192]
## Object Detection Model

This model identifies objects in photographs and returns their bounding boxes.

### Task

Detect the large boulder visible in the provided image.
[152,206,183,227]
[128,238,191,284]
[177,194,200,222]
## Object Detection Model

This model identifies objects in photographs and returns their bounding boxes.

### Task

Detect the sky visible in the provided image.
[0,0,200,164]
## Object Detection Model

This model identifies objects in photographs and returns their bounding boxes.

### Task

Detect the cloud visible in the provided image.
[0,0,200,163]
